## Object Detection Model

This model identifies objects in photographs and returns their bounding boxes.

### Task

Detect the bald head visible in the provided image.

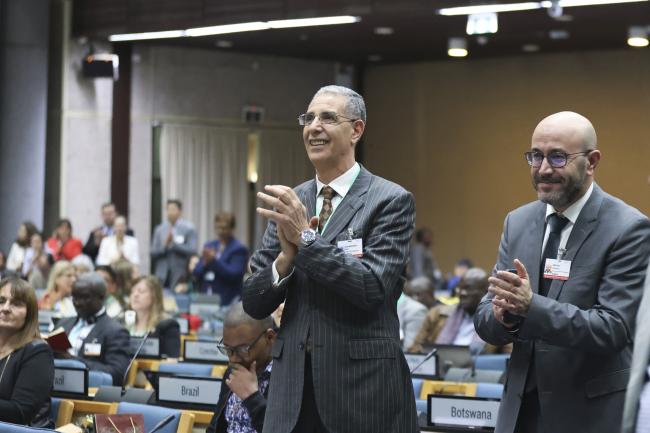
[530,111,601,212]
[533,111,597,152]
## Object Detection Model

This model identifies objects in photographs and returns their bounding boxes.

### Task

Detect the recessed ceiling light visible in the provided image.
[374,27,394,35]
[216,40,233,48]
[522,43,541,52]
[448,37,468,57]
[549,29,570,39]
[628,26,649,47]
[368,54,383,62]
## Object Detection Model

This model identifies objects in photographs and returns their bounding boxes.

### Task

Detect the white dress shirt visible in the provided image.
[272,163,361,284]
[542,182,594,256]
[96,235,140,265]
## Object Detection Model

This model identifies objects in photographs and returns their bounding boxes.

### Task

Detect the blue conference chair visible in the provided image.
[475,354,510,371]
[89,370,114,387]
[158,362,214,377]
[174,294,191,313]
[53,359,86,369]
[475,382,504,399]
[0,421,56,432]
[116,402,188,433]
[411,378,423,399]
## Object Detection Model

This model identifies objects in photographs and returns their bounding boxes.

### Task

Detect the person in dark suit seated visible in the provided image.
[0,277,54,427]
[57,273,130,386]
[192,212,248,306]
[207,302,275,433]
[125,276,180,358]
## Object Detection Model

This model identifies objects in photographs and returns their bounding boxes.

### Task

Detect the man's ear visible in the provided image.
[586,149,601,175]
[351,119,365,145]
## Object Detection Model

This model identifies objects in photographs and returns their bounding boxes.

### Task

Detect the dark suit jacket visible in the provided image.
[192,238,248,305]
[243,166,419,433]
[83,227,134,261]
[622,259,650,433]
[206,368,268,433]
[0,340,54,427]
[58,313,131,386]
[474,184,650,433]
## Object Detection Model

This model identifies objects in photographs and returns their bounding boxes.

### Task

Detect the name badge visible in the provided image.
[428,396,500,429]
[337,238,363,257]
[157,376,221,406]
[84,343,102,357]
[204,271,216,281]
[174,235,185,244]
[129,337,161,358]
[543,258,571,280]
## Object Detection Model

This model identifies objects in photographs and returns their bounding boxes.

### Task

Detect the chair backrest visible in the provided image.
[116,402,194,433]
[475,354,510,371]
[0,421,57,432]
[475,382,504,399]
[53,359,86,369]
[174,294,191,313]
[158,362,214,377]
[51,398,74,427]
[89,370,114,387]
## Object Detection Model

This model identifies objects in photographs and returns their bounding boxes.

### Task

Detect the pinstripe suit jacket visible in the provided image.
[243,165,419,433]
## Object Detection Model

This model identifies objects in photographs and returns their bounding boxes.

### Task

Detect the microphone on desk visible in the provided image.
[123,330,151,387]
[410,348,438,375]
[147,414,176,433]
[95,331,154,404]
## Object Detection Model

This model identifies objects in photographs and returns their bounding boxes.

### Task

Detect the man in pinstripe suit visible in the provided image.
[243,85,419,433]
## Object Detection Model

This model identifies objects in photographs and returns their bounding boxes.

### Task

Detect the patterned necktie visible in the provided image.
[539,213,570,297]
[318,186,335,234]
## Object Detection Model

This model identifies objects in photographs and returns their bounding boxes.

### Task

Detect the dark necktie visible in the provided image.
[539,213,570,297]
[318,186,335,234]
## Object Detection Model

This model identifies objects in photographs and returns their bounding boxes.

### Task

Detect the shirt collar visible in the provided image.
[545,182,594,225]
[316,162,360,199]
[80,306,106,325]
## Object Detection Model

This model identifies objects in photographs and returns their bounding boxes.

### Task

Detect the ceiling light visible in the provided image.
[549,29,571,39]
[110,16,361,42]
[109,30,186,42]
[374,26,394,35]
[466,13,498,34]
[522,43,541,52]
[628,26,649,47]
[186,22,270,37]
[268,16,360,29]
[438,0,647,16]
[448,38,468,57]
[215,40,233,48]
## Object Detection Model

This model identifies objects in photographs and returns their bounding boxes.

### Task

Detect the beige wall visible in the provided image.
[363,49,650,274]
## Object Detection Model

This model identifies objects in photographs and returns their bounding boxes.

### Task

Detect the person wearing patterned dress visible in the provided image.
[207,303,276,433]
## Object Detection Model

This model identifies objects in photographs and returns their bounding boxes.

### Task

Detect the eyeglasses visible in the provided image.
[217,329,267,357]
[298,111,357,126]
[524,150,592,168]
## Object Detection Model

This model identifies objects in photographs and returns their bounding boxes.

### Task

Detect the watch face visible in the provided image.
[301,229,316,245]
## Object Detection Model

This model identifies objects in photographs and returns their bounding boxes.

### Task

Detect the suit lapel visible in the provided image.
[300,180,317,220]
[522,204,546,294]
[83,315,105,345]
[322,167,371,243]
[547,184,603,299]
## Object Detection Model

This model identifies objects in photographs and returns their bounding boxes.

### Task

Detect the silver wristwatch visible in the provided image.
[300,228,317,247]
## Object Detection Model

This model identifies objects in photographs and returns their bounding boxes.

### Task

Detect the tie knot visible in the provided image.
[321,186,335,200]
[547,213,569,233]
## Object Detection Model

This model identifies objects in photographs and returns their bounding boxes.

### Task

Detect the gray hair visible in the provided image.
[74,272,107,298]
[225,302,274,332]
[72,254,95,273]
[312,85,367,123]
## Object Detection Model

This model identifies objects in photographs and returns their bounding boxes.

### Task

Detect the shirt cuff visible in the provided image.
[272,260,294,287]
